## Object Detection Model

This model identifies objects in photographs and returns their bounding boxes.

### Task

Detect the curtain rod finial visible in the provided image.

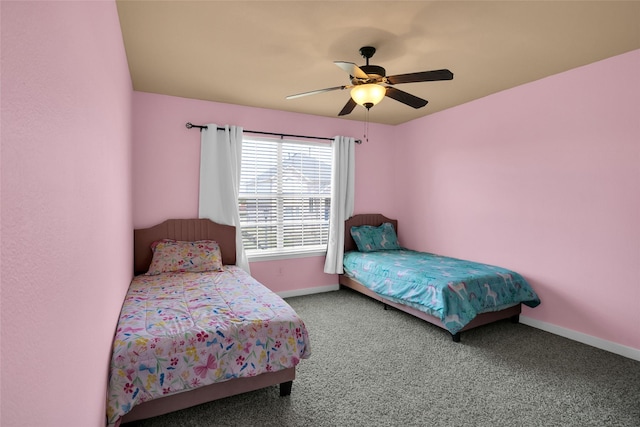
[185,122,193,129]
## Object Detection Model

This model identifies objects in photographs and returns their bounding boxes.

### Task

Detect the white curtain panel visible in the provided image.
[323,136,355,274]
[199,124,250,273]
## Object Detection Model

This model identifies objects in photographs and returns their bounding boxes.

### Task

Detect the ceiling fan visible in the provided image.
[286,46,454,116]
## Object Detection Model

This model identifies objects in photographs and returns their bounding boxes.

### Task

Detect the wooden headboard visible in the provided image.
[343,214,398,253]
[133,219,237,275]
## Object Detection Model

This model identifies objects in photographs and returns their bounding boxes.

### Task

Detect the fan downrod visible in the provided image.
[359,46,376,64]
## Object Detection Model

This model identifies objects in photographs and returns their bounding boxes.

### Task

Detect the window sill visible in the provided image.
[247,249,327,262]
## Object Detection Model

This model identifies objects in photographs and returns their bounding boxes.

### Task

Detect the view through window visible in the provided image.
[239,137,332,256]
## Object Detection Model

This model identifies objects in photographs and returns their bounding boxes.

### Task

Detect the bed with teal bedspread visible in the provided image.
[343,249,540,335]
[339,214,540,341]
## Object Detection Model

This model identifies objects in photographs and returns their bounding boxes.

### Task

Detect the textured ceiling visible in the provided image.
[116,1,640,125]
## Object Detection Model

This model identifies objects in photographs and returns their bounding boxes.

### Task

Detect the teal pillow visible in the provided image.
[350,222,401,252]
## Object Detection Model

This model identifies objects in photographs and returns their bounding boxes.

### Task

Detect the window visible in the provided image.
[239,137,332,258]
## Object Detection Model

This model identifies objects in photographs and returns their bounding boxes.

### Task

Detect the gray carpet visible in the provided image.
[125,289,640,427]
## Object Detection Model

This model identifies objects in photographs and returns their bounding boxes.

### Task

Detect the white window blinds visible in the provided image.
[239,137,333,256]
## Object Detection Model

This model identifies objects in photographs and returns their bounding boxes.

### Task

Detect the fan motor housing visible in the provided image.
[360,65,386,79]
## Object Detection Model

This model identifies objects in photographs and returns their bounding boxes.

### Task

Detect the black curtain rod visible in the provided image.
[185,122,362,144]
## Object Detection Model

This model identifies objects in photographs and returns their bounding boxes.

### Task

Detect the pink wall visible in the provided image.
[132,92,397,292]
[1,2,132,426]
[395,50,640,350]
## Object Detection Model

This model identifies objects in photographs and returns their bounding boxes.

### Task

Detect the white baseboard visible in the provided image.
[277,284,340,299]
[278,285,640,362]
[520,316,640,362]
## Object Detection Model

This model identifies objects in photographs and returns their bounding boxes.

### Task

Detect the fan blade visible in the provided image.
[338,98,357,116]
[386,69,453,85]
[385,87,428,109]
[334,61,369,79]
[286,86,347,99]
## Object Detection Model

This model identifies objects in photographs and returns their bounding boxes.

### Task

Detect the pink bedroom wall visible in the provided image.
[132,92,397,293]
[1,2,132,426]
[394,50,640,351]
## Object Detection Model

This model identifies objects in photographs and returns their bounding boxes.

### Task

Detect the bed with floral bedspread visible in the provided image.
[107,221,311,425]
[107,266,310,424]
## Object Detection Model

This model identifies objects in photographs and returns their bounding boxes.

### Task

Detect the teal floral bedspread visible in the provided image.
[107,266,310,425]
[343,250,540,335]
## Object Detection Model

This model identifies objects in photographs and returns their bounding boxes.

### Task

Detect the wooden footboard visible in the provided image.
[121,367,296,423]
[339,275,521,342]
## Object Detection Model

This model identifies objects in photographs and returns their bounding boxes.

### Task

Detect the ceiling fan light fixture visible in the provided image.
[286,47,451,117]
[350,84,386,109]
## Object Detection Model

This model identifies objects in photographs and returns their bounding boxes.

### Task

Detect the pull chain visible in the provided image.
[363,108,370,143]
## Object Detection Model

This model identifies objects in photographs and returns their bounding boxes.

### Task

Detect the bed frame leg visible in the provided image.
[279,381,293,396]
[383,303,389,311]
[510,314,520,324]
[451,333,461,343]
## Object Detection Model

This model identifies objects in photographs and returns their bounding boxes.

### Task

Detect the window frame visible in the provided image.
[238,136,332,260]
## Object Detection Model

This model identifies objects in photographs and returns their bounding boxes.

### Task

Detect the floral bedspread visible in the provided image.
[107,266,311,425]
[343,250,540,335]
